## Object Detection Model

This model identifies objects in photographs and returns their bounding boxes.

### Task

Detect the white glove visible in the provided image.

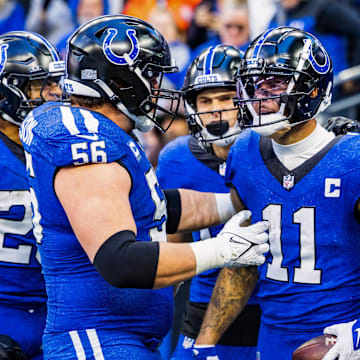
[322,319,360,360]
[190,210,269,274]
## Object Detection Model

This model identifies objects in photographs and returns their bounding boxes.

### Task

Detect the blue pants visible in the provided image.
[171,334,257,360]
[43,329,164,360]
[256,322,323,360]
[0,303,46,360]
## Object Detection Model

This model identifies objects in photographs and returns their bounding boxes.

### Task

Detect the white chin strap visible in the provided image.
[252,118,290,137]
[210,122,241,146]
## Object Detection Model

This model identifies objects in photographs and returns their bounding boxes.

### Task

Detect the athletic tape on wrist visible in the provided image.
[215,193,236,224]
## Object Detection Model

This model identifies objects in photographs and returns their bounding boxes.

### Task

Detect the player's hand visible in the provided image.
[217,210,269,267]
[192,345,220,359]
[324,116,359,135]
[322,319,360,360]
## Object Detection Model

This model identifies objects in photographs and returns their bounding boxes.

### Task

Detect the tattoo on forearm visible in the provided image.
[199,266,258,342]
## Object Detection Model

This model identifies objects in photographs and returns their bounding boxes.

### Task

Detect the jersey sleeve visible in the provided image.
[156,136,191,189]
[225,129,254,193]
[23,104,133,168]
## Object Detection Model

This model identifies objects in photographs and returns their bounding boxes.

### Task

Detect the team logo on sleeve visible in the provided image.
[103,28,139,65]
[0,44,9,75]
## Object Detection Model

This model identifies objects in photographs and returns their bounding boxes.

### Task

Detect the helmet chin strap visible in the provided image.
[209,121,241,146]
[252,119,290,137]
[94,79,154,132]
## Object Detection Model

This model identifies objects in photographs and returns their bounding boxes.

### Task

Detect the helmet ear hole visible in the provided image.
[310,88,319,98]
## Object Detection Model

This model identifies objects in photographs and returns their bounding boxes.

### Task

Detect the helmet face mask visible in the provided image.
[65,15,181,133]
[234,27,333,137]
[186,100,241,147]
[0,32,65,126]
[182,45,244,147]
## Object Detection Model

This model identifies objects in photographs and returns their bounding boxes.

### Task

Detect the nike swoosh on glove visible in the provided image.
[322,318,360,360]
[218,210,270,267]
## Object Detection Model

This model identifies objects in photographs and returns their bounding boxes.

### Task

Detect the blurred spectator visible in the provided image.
[68,0,108,26]
[123,0,202,32]
[148,7,192,90]
[141,114,189,168]
[191,3,250,59]
[344,0,360,71]
[161,114,190,146]
[107,0,124,13]
[186,0,219,49]
[56,0,110,59]
[0,0,26,34]
[247,0,276,39]
[268,0,360,75]
[26,0,73,44]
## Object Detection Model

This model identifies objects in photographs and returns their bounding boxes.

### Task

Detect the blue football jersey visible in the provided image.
[20,102,172,338]
[0,132,46,306]
[226,129,360,331]
[157,135,227,303]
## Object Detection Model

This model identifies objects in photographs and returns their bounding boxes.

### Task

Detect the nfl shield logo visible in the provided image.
[219,162,227,177]
[283,174,295,190]
[182,336,195,349]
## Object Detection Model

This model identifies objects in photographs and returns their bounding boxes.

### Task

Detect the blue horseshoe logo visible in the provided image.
[103,28,139,65]
[0,44,9,75]
[306,39,330,74]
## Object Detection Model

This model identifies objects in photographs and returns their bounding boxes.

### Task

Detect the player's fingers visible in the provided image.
[253,231,269,244]
[235,210,252,224]
[322,345,340,360]
[254,243,270,255]
[247,220,269,236]
[323,325,339,336]
[252,254,266,266]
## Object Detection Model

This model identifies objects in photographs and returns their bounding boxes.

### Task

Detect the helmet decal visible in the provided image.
[0,44,9,76]
[303,38,330,74]
[194,46,223,84]
[29,32,60,61]
[204,46,215,75]
[103,28,139,65]
[248,27,274,67]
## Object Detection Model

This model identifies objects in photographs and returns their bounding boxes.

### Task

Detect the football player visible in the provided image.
[0,31,64,359]
[194,26,360,360]
[19,15,269,360]
[156,45,260,360]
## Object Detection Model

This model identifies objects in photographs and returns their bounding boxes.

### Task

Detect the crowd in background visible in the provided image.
[0,5,359,92]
